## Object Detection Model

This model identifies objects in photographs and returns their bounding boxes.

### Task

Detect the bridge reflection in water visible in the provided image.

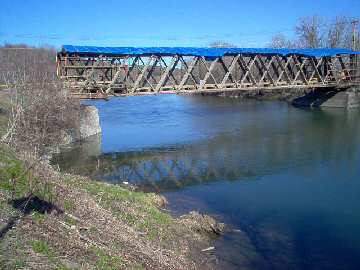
[54,107,360,193]
[53,95,360,270]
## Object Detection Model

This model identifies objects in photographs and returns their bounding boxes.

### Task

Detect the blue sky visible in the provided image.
[0,0,359,48]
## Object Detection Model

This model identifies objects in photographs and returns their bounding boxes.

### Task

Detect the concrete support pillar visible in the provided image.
[292,86,360,108]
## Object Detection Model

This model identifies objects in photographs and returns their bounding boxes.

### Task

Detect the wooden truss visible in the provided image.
[57,53,360,97]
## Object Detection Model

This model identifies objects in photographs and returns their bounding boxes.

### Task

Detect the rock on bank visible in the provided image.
[62,105,101,144]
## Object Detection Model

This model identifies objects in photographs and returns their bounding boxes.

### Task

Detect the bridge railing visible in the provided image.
[57,52,360,97]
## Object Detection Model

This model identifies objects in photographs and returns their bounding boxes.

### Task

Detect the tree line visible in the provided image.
[210,15,359,50]
[270,15,359,49]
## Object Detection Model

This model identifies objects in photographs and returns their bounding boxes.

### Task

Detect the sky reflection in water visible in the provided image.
[54,95,360,270]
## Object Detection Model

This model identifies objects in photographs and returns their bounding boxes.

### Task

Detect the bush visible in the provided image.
[0,45,80,201]
[0,45,80,155]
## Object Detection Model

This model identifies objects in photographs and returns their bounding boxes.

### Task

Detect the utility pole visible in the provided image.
[351,20,359,82]
[351,19,359,51]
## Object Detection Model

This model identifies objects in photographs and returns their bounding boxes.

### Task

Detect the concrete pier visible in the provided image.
[292,86,360,108]
[61,105,102,145]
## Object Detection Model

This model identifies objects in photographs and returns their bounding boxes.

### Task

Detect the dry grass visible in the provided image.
[0,89,11,138]
[0,145,220,269]
[0,50,221,268]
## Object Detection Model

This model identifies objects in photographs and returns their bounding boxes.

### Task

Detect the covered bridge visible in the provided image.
[57,45,360,97]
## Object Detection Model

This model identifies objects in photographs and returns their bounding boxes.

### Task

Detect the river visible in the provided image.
[53,94,360,270]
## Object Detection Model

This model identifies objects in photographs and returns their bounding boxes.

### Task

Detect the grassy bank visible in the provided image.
[0,140,221,269]
[0,88,223,269]
[0,89,11,138]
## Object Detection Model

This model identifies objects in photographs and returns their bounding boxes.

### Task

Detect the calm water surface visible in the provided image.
[54,95,360,270]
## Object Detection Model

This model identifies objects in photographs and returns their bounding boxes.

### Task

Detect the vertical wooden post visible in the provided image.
[323,57,329,82]
[64,54,68,77]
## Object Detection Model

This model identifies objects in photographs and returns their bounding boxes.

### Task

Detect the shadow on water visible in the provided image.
[53,96,360,270]
[292,88,339,107]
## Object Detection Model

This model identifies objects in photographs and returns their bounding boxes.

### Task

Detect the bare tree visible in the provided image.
[269,15,359,50]
[327,16,351,48]
[0,45,82,202]
[268,33,295,48]
[295,15,325,48]
[0,45,80,155]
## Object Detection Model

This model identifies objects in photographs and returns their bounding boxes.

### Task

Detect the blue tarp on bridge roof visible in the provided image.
[61,45,360,58]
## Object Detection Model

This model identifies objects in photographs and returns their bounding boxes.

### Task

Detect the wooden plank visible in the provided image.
[80,55,103,93]
[338,56,351,80]
[105,66,126,93]
[220,55,239,88]
[258,56,275,85]
[199,57,219,89]
[323,57,337,83]
[126,56,140,83]
[308,57,325,84]
[155,56,180,92]
[292,55,308,85]
[270,57,281,84]
[234,54,247,84]
[131,56,154,92]
[139,56,160,89]
[178,56,199,89]
[159,56,180,87]
[253,56,265,83]
[142,56,160,90]
[239,55,257,85]
[275,56,292,85]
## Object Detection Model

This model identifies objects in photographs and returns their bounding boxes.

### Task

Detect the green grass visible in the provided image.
[31,211,45,222]
[31,240,71,269]
[0,89,10,137]
[0,114,7,138]
[63,199,75,211]
[1,134,171,237]
[90,246,124,270]
[0,145,56,203]
[128,264,145,270]
[0,198,20,218]
[0,85,9,90]
[129,264,145,270]
[64,176,172,239]
[36,181,55,203]
[64,215,77,226]
[54,266,72,270]
[31,240,53,256]
[0,143,180,268]
[0,146,29,198]
[13,259,26,269]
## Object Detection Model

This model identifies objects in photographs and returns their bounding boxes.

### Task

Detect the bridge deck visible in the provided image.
[57,46,360,98]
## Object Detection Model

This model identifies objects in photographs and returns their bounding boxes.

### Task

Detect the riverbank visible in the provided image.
[0,89,10,138]
[0,143,226,269]
[0,91,226,269]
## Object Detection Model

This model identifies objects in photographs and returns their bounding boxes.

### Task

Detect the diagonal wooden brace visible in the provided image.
[179,56,199,89]
[220,55,239,88]
[155,56,180,92]
[199,57,219,89]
